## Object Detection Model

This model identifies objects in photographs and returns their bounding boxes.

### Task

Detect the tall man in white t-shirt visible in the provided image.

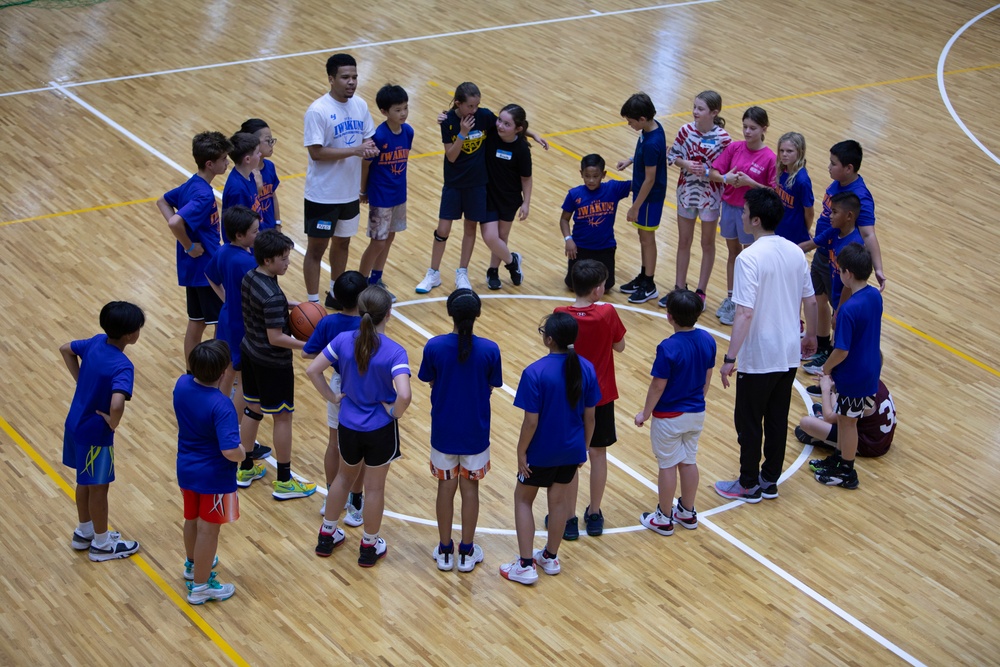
[714,188,818,503]
[303,53,378,309]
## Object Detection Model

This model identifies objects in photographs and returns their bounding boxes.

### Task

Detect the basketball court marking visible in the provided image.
[0,0,722,99]
[937,3,1000,167]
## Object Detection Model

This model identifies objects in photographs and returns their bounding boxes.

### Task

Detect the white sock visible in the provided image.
[93,531,110,548]
[329,279,336,292]
[77,521,94,537]
[321,519,337,533]
[307,293,320,302]
[362,532,378,545]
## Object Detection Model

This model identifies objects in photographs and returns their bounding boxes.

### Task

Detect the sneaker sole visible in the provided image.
[457,554,484,573]
[628,291,660,304]
[315,541,345,557]
[414,284,440,294]
[358,548,387,568]
[88,546,139,562]
[343,515,364,527]
[640,514,674,536]
[187,590,235,605]
[671,511,698,530]
[272,489,317,500]
[802,365,826,375]
[760,489,779,499]
[236,473,266,488]
[713,488,762,504]
[499,569,538,585]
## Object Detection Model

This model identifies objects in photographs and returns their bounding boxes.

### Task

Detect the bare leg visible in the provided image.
[373,232,396,273]
[76,485,91,523]
[436,477,459,545]
[359,238,389,278]
[458,476,480,545]
[429,219,454,271]
[183,320,207,364]
[489,219,515,269]
[697,218,718,292]
[657,465,677,513]
[800,415,835,442]
[324,427,339,487]
[838,415,860,461]
[184,518,197,561]
[324,457,361,522]
[675,214,696,289]
[239,404,262,455]
[328,237,351,285]
[459,218,478,269]
[304,236,331,295]
[359,463,391,535]
[192,520,221,584]
[513,482,540,559]
[544,476,577,555]
[638,229,658,277]
[88,483,110,534]
[677,462,699,511]
[272,411,293,464]
[481,221,513,267]
[725,237,743,292]
[817,293,832,338]
[588,446,608,515]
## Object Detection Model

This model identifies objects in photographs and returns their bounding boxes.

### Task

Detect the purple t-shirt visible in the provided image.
[323,331,410,431]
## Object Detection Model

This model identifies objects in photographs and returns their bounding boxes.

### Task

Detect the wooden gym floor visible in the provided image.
[1,0,999,664]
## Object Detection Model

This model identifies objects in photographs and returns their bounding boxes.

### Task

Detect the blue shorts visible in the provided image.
[632,197,664,231]
[64,439,116,485]
[719,201,755,244]
[439,185,487,223]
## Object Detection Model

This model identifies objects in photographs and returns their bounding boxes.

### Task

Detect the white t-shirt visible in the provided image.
[732,234,814,374]
[303,93,376,204]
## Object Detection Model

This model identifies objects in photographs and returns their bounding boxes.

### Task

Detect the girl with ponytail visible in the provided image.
[500,312,600,585]
[418,289,502,573]
[306,285,411,567]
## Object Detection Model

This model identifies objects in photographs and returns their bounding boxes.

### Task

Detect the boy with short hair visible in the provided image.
[635,290,715,535]
[359,84,413,302]
[174,339,246,604]
[803,140,885,373]
[240,118,282,232]
[559,154,631,291]
[302,270,369,523]
[61,301,145,562]
[814,243,883,490]
[157,131,232,364]
[616,93,667,304]
[553,259,626,536]
[221,132,263,220]
[238,229,316,500]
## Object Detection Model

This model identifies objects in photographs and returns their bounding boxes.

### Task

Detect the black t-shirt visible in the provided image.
[240,269,292,368]
[441,107,496,188]
[485,132,532,212]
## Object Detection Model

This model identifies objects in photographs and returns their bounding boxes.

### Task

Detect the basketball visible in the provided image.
[289,301,326,340]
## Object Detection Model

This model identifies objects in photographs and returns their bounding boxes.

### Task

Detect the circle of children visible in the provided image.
[60,54,898,601]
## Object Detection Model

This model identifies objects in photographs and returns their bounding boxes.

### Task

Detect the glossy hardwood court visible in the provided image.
[2,0,999,664]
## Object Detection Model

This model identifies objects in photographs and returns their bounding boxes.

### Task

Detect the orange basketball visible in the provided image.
[289,301,326,340]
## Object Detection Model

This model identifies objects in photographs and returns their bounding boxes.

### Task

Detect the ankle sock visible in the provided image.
[818,335,831,351]
[519,557,533,568]
[307,293,319,303]
[842,458,855,469]
[362,532,378,545]
[321,519,337,533]
[77,520,94,537]
[543,548,557,560]
[369,270,383,285]
[93,531,110,548]
[439,541,454,554]
[240,454,255,471]
[458,541,474,555]
[277,462,291,483]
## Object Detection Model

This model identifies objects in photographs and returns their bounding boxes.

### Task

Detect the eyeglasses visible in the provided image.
[264,137,278,146]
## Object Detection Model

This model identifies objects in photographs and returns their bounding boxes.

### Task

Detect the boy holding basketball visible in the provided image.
[174,340,245,604]
[62,301,145,561]
[157,131,232,365]
[237,229,316,500]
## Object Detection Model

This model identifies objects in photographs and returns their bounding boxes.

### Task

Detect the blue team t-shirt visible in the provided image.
[323,331,410,431]
[513,353,601,468]
[813,175,876,240]
[367,122,414,208]
[163,174,222,287]
[63,335,134,452]
[441,107,496,189]
[832,285,883,398]
[304,313,362,356]
[562,180,632,250]
[814,225,864,309]
[221,169,261,230]
[650,329,717,414]
[173,374,241,494]
[632,120,668,202]
[418,334,503,455]
[257,159,280,231]
[204,243,257,365]
[775,169,815,244]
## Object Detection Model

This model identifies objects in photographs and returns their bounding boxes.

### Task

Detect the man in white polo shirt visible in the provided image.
[715,187,818,503]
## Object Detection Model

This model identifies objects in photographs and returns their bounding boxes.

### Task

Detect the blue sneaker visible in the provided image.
[543,514,580,541]
[584,505,604,536]
[713,479,762,503]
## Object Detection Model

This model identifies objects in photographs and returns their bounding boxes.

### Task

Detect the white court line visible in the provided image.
[936,3,1000,167]
[1,0,720,99]
[56,87,921,664]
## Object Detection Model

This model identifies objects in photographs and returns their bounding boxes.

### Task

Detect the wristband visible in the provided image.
[724,354,737,364]
[275,219,281,226]
[389,405,395,417]
[457,133,467,141]
[722,174,728,185]
[564,235,573,242]
[185,242,195,254]
[359,191,366,196]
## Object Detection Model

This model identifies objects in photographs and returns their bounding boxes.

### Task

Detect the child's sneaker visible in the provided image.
[716,296,733,319]
[88,535,139,562]
[718,297,736,325]
[499,558,538,585]
[619,273,643,295]
[236,463,266,488]
[815,462,859,489]
[758,475,779,500]
[486,268,502,291]
[343,503,364,527]
[71,531,95,551]
[415,269,441,294]
[506,252,523,286]
[532,548,561,575]
[186,573,235,605]
[640,507,674,536]
[432,544,454,571]
[272,478,317,500]
[324,292,343,311]
[802,349,831,375]
[713,479,762,503]
[627,281,659,304]
[583,505,604,536]
[249,442,272,459]
[806,384,822,398]
[809,453,842,474]
[183,555,219,580]
[695,289,707,311]
[315,528,346,557]
[671,500,698,530]
[455,268,472,291]
[545,514,580,541]
[358,537,387,567]
[375,279,397,303]
[457,544,484,573]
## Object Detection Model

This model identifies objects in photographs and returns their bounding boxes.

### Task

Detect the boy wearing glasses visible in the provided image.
[241,118,283,233]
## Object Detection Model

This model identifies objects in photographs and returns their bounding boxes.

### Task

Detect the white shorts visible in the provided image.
[429,446,491,481]
[326,372,342,428]
[650,412,705,468]
[333,215,360,238]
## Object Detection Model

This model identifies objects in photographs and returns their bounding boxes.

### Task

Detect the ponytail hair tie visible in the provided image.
[567,343,575,350]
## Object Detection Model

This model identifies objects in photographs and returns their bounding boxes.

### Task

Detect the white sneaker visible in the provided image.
[532,548,561,575]
[457,544,484,573]
[432,545,454,571]
[186,574,235,605]
[319,498,326,516]
[343,502,364,527]
[455,268,472,291]
[499,557,538,584]
[415,269,441,294]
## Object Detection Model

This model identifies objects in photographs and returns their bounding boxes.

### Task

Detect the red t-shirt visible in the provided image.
[858,381,896,457]
[554,303,626,406]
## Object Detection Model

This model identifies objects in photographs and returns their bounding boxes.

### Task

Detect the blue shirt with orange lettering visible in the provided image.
[164,174,221,287]
[441,107,497,189]
[814,225,863,309]
[367,121,414,208]
[813,175,875,240]
[776,168,814,244]
[257,159,280,230]
[562,180,632,250]
[222,169,262,236]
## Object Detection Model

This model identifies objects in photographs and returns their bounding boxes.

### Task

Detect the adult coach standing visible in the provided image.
[714,188,818,502]
[303,53,378,309]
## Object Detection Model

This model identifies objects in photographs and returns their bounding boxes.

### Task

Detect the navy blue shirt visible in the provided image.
[632,120,668,202]
[832,285,882,398]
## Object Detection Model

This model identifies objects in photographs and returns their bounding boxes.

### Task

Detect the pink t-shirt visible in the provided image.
[713,141,777,207]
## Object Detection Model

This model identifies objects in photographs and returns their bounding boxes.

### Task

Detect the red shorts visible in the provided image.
[182,489,240,524]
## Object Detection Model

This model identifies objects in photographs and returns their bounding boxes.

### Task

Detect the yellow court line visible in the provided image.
[0,197,158,228]
[0,416,251,667]
[882,314,1000,378]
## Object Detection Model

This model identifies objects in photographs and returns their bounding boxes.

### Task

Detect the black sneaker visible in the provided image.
[627,281,659,304]
[324,292,343,311]
[806,384,822,398]
[315,528,345,557]
[543,514,580,541]
[249,442,272,460]
[506,252,523,286]
[584,505,604,536]
[358,537,387,567]
[486,268,502,290]
[809,453,842,474]
[758,475,779,500]
[811,403,824,418]
[619,273,643,294]
[815,462,859,489]
[657,293,669,308]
